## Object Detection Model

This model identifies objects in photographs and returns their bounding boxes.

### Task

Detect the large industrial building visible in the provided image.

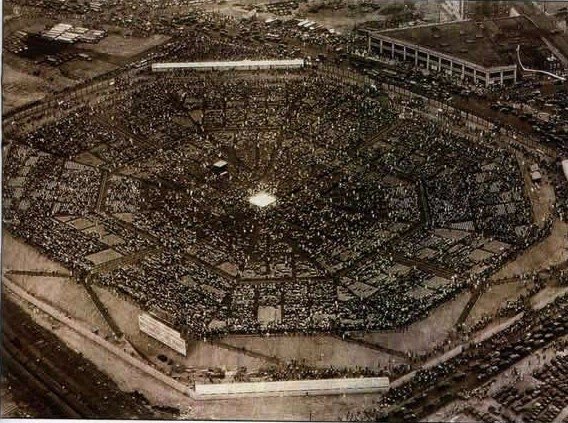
[364,15,564,86]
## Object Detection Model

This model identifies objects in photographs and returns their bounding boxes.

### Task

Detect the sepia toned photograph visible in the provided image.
[1,0,567,421]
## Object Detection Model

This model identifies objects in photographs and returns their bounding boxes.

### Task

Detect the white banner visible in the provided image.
[138,313,187,356]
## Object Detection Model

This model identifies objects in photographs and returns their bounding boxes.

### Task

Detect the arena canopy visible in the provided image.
[194,376,389,399]
[151,59,305,72]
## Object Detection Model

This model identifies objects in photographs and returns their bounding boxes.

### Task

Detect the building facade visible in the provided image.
[440,0,465,22]
[366,32,518,86]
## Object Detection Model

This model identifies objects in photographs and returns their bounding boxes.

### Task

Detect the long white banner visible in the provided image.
[138,313,187,356]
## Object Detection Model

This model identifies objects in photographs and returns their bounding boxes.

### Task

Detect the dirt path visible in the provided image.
[493,220,568,280]
[1,295,177,419]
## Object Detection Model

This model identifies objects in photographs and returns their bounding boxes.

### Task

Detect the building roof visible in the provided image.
[213,160,228,168]
[372,16,550,69]
[152,59,304,71]
[195,376,389,398]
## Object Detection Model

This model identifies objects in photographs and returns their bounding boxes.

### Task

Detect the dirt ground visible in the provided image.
[4,290,189,411]
[6,274,114,340]
[2,231,115,338]
[354,291,471,354]
[5,284,382,421]
[2,58,79,112]
[2,57,80,112]
[188,391,379,421]
[515,151,556,227]
[492,220,568,280]
[94,281,407,373]
[2,64,49,111]
[530,285,568,310]
[0,230,397,419]
[301,8,385,33]
[2,231,69,274]
[59,59,118,81]
[1,296,176,418]
[93,286,269,372]
[465,280,531,327]
[223,332,405,370]
[0,232,408,375]
[2,220,565,420]
[79,34,170,58]
[298,0,439,31]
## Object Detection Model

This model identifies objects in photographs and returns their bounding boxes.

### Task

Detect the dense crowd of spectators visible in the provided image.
[2,46,554,340]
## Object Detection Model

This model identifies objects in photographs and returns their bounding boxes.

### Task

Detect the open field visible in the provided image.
[1,295,177,419]
[4,288,189,410]
[2,64,48,111]
[2,231,113,338]
[79,34,170,58]
[203,0,440,32]
[59,59,118,81]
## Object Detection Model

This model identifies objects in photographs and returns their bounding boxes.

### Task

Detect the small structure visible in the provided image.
[530,163,542,182]
[531,171,542,182]
[40,23,106,44]
[212,160,228,175]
